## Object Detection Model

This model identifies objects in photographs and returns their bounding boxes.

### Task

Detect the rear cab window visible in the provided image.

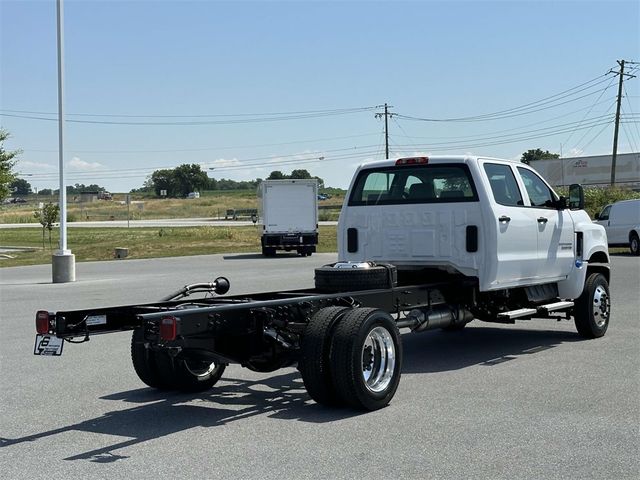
[348,164,478,206]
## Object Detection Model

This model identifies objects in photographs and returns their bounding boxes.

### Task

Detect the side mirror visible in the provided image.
[594,212,600,220]
[568,184,584,210]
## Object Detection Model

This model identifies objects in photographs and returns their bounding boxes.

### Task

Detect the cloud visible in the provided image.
[68,156,104,171]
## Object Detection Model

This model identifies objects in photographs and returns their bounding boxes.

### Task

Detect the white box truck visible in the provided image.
[258,179,319,256]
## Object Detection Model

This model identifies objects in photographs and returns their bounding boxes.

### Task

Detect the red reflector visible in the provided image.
[160,316,178,341]
[36,311,50,334]
[396,156,429,166]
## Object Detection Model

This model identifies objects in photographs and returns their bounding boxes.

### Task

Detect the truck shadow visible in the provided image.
[400,324,581,374]
[223,253,306,260]
[0,372,357,464]
[0,323,583,463]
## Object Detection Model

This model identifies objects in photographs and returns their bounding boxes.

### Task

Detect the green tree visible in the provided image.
[0,129,22,202]
[267,170,285,180]
[34,202,60,249]
[290,169,312,179]
[10,178,32,195]
[173,164,209,196]
[149,168,178,197]
[521,149,560,165]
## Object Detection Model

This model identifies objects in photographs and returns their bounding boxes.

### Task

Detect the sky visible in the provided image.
[1,0,639,193]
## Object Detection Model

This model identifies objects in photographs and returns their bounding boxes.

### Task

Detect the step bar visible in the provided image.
[497,301,574,321]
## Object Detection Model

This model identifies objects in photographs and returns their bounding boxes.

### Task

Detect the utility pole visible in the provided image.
[375,103,394,159]
[610,59,637,186]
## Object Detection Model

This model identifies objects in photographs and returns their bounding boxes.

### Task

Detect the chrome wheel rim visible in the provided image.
[184,360,217,378]
[361,326,396,393]
[592,285,610,328]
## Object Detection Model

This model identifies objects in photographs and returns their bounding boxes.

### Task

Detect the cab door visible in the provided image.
[483,162,539,286]
[516,167,574,281]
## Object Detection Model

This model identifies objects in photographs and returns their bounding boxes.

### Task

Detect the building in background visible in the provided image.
[530,152,640,190]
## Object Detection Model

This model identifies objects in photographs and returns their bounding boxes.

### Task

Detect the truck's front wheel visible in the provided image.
[329,308,402,411]
[574,273,611,339]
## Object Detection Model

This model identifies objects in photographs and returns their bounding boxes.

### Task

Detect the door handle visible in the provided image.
[537,217,548,224]
[498,215,511,223]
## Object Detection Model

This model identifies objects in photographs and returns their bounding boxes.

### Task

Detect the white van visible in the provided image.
[595,199,640,255]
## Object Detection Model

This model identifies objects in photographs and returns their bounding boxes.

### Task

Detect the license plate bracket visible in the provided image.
[34,335,64,356]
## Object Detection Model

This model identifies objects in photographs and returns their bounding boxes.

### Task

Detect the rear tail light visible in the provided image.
[36,311,51,334]
[396,156,429,166]
[160,316,178,341]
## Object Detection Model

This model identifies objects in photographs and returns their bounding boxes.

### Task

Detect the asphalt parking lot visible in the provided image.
[0,253,638,479]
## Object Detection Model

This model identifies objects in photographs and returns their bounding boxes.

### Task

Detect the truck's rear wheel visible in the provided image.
[329,308,402,411]
[574,273,610,339]
[298,306,349,406]
[131,328,170,389]
[262,246,276,257]
[314,263,397,293]
[156,354,227,393]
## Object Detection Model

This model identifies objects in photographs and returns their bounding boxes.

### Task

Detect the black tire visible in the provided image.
[131,328,171,389]
[262,247,276,257]
[574,273,611,339]
[314,263,397,293]
[155,354,227,393]
[630,232,640,256]
[329,308,403,411]
[298,306,349,406]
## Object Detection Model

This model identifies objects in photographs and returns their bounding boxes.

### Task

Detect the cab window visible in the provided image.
[348,164,477,206]
[517,167,556,207]
[598,205,611,221]
[483,163,523,207]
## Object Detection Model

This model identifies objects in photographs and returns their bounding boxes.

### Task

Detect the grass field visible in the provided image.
[0,225,338,268]
[0,190,345,224]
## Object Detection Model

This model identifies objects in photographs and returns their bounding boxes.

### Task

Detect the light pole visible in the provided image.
[52,0,75,283]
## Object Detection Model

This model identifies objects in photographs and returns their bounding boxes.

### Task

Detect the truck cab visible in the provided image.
[338,155,609,298]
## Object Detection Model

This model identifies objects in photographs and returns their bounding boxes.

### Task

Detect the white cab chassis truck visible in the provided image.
[34,156,611,412]
[258,179,319,256]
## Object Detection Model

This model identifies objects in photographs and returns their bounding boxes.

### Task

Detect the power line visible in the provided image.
[21,132,380,154]
[395,73,614,122]
[390,119,613,152]
[0,106,379,126]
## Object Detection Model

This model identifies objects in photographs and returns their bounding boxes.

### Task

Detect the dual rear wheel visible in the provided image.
[131,328,226,392]
[298,306,403,411]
